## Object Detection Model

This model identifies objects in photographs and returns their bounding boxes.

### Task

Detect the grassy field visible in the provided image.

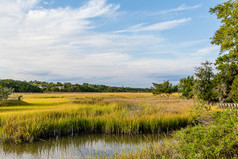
[0,93,194,143]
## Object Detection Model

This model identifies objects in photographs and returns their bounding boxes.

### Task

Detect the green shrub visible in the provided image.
[156,105,238,158]
[0,86,13,101]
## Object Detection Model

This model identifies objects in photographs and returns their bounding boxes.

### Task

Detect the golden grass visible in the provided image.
[0,93,194,143]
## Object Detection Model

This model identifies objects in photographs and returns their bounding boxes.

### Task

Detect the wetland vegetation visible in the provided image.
[0,93,193,144]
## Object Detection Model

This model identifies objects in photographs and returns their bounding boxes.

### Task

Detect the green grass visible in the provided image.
[0,93,193,144]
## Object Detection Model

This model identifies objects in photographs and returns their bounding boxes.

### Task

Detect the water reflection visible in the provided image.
[0,134,161,159]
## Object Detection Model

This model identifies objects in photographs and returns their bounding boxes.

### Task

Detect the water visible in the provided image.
[0,134,162,159]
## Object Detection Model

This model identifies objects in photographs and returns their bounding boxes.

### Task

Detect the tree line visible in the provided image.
[30,80,152,92]
[0,79,151,93]
[0,79,43,93]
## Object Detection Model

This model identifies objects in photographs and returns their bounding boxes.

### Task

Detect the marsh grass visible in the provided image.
[0,93,193,144]
[118,103,232,159]
[0,100,29,107]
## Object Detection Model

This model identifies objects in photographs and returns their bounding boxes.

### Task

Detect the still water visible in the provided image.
[0,134,161,159]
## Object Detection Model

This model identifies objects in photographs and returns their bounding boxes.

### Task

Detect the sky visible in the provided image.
[0,0,227,88]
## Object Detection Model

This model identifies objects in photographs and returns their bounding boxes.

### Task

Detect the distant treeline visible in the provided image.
[0,79,42,92]
[0,79,151,93]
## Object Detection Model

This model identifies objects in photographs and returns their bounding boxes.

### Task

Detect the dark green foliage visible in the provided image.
[194,61,215,102]
[156,103,238,158]
[29,80,151,93]
[0,79,151,93]
[231,75,238,102]
[178,76,194,99]
[152,80,175,97]
[210,0,238,102]
[213,53,238,102]
[172,109,238,158]
[210,0,238,54]
[172,85,178,92]
[0,79,42,93]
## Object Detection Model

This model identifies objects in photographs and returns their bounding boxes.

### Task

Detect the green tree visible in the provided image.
[210,0,238,102]
[210,0,238,55]
[178,76,195,99]
[152,80,173,97]
[172,85,178,92]
[0,86,13,101]
[194,61,215,102]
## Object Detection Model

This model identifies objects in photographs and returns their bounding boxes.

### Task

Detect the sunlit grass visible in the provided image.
[0,93,194,143]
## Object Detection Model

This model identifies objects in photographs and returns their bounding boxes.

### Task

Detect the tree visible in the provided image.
[0,86,13,101]
[210,0,238,102]
[194,61,215,102]
[178,76,195,99]
[152,80,173,97]
[210,0,238,55]
[212,56,238,102]
[172,85,178,92]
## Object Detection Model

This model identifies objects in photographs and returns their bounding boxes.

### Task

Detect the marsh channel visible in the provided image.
[0,134,162,159]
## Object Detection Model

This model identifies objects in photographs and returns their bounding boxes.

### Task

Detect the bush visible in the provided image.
[157,104,238,158]
[0,86,13,101]
[172,109,238,158]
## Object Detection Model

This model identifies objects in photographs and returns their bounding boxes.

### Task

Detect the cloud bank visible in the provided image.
[0,0,216,87]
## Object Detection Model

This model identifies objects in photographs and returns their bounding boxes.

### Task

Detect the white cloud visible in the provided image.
[43,1,49,5]
[0,0,40,12]
[192,46,220,57]
[134,4,201,17]
[160,4,201,14]
[116,18,191,33]
[0,0,201,87]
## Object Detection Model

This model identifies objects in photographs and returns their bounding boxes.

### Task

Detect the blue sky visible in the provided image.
[0,0,226,87]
